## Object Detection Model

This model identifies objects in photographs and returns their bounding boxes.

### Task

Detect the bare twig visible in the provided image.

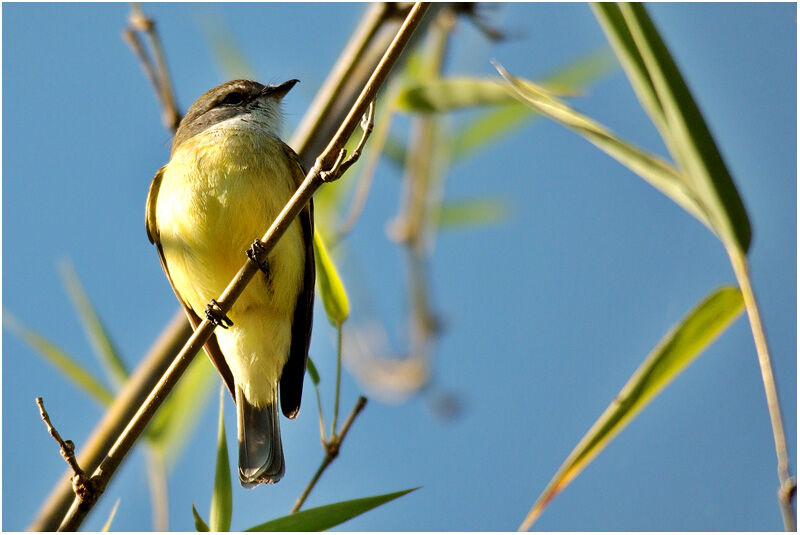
[36,397,97,506]
[56,4,429,530]
[291,396,368,513]
[729,249,796,531]
[124,3,181,132]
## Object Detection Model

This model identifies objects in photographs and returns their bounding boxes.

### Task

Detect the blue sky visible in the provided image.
[3,3,796,531]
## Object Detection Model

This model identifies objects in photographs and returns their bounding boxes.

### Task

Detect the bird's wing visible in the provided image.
[146,166,236,399]
[278,143,314,419]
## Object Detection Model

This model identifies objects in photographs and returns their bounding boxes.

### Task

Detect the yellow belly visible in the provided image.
[156,125,304,406]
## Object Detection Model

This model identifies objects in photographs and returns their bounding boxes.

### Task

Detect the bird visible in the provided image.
[145,79,314,486]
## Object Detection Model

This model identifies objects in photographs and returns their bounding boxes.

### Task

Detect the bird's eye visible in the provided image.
[220,91,244,106]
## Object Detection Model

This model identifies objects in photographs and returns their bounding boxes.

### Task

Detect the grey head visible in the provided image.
[171,79,298,154]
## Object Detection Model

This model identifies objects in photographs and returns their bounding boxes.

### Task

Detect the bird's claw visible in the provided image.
[246,239,270,275]
[205,299,233,328]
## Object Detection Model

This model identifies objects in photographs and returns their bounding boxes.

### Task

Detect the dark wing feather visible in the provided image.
[279,143,315,419]
[146,166,236,399]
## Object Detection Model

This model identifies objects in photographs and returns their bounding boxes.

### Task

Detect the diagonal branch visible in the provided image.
[56,4,430,530]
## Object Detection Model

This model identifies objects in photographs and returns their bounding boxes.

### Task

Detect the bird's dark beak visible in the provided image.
[263,79,299,99]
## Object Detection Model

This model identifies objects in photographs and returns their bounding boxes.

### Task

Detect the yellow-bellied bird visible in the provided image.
[146,79,314,486]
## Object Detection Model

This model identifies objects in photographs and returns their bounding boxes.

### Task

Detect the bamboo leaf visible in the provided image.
[436,198,509,230]
[313,230,350,326]
[244,488,418,532]
[59,259,128,388]
[493,62,715,235]
[192,504,210,532]
[520,286,744,529]
[450,48,617,160]
[4,311,114,406]
[197,11,257,80]
[396,78,519,112]
[307,357,321,386]
[101,498,121,532]
[592,3,751,253]
[209,386,232,532]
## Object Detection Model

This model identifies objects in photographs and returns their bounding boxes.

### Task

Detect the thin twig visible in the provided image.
[729,249,796,531]
[291,396,368,513]
[331,325,344,438]
[56,5,429,530]
[125,3,181,132]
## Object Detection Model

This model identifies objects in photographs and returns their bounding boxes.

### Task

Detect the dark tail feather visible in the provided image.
[236,385,285,487]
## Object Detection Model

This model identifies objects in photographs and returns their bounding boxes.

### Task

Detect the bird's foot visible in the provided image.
[246,239,271,276]
[205,299,233,328]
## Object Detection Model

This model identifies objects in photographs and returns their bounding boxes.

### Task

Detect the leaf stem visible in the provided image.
[729,248,796,531]
[331,324,344,438]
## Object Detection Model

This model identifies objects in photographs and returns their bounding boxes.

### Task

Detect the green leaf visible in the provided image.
[313,230,350,326]
[307,357,320,386]
[146,352,218,465]
[396,77,522,113]
[592,3,750,253]
[436,198,509,230]
[209,386,232,532]
[382,134,408,168]
[192,503,210,532]
[520,287,744,529]
[3,311,114,406]
[244,488,418,532]
[101,498,121,532]
[59,259,128,388]
[492,62,715,236]
[450,48,617,160]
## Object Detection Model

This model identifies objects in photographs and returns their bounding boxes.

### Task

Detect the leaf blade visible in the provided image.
[101,498,121,532]
[4,311,114,406]
[436,198,509,230]
[313,230,350,326]
[209,386,233,532]
[520,286,744,529]
[244,488,418,532]
[59,260,129,388]
[192,503,210,532]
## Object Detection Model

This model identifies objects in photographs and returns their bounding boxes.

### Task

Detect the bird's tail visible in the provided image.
[236,385,285,487]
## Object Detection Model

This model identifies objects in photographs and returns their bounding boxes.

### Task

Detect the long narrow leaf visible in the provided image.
[245,488,418,532]
[519,286,744,530]
[493,62,715,235]
[436,198,509,230]
[59,260,128,388]
[192,504,210,532]
[313,230,350,326]
[4,311,114,406]
[209,386,233,532]
[593,3,751,253]
[101,498,121,532]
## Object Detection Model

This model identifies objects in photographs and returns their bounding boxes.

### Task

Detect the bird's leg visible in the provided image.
[205,299,233,328]
[246,239,271,276]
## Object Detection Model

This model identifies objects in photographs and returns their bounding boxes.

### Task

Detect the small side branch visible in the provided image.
[36,397,97,505]
[291,396,368,513]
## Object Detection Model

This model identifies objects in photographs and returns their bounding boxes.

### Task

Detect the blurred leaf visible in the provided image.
[209,387,232,532]
[192,504,210,532]
[396,77,520,113]
[101,498,121,532]
[307,357,320,386]
[146,352,218,466]
[592,3,750,253]
[435,198,509,230]
[450,48,617,160]
[197,11,257,80]
[4,311,114,406]
[244,488,418,532]
[493,62,715,235]
[59,259,128,388]
[313,230,350,326]
[382,134,408,168]
[521,286,744,529]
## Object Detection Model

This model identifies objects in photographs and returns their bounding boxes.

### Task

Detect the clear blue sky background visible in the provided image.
[3,3,796,531]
